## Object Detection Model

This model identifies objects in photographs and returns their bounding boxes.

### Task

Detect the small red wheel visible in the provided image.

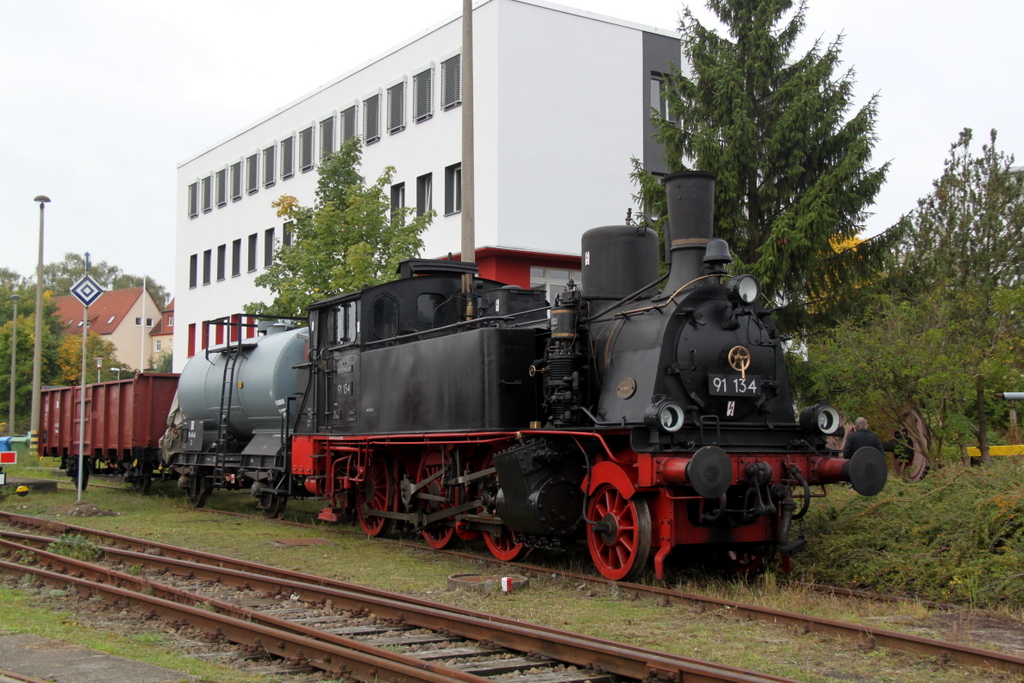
[586,484,652,581]
[356,453,396,537]
[483,525,525,562]
[718,545,774,577]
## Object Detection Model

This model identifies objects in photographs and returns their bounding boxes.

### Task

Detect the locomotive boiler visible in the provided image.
[158,170,886,581]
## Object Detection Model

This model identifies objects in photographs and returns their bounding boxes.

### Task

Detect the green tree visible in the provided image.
[245,137,433,317]
[55,332,132,386]
[634,0,890,334]
[43,253,170,310]
[0,291,65,434]
[808,129,1024,462]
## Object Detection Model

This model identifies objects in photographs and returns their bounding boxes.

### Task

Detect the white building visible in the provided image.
[174,0,679,370]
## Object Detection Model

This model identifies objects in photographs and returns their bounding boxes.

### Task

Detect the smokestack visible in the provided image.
[661,171,715,294]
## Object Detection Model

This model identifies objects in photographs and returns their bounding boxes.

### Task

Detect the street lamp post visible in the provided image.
[30,195,50,455]
[95,357,103,384]
[113,368,121,381]
[7,294,19,436]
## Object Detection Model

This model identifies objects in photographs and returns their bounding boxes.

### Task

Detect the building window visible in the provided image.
[283,222,293,247]
[188,323,196,357]
[230,161,242,201]
[280,135,295,180]
[168,315,173,327]
[188,182,199,218]
[189,254,198,289]
[232,239,241,277]
[155,339,161,352]
[340,106,357,141]
[135,317,141,326]
[264,227,275,267]
[416,173,432,217]
[263,145,276,187]
[246,153,259,195]
[247,233,258,272]
[299,126,314,172]
[320,115,335,157]
[216,244,226,281]
[441,54,461,110]
[201,175,213,213]
[390,182,405,224]
[363,93,380,144]
[413,68,432,122]
[387,81,405,134]
[202,249,212,285]
[215,168,227,208]
[650,74,676,123]
[445,163,462,216]
[530,266,583,302]
[147,318,154,327]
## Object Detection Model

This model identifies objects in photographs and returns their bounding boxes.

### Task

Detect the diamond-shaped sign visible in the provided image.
[70,275,104,307]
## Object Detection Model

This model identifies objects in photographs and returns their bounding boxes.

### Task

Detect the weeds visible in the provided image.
[48,534,103,562]
[800,458,1024,608]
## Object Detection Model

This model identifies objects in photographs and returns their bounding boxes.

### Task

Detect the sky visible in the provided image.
[2,0,1021,299]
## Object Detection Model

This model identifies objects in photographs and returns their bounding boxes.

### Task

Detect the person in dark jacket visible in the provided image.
[843,417,885,459]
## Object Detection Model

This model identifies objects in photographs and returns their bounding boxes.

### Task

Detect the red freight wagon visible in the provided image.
[40,372,178,490]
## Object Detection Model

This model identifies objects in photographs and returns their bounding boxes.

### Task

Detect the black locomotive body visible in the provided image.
[278,171,887,580]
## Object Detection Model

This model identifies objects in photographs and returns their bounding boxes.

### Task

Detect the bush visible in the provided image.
[799,459,1024,608]
[48,534,102,562]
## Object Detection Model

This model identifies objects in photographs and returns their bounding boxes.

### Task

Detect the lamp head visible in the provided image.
[33,195,51,204]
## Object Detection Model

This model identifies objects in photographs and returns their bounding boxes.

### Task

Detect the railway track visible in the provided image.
[0,513,797,683]
[166,505,1022,668]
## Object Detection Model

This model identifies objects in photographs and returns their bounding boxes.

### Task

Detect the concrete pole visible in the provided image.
[460,0,475,264]
[30,196,50,455]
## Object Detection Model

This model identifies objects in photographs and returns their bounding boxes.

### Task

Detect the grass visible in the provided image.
[2,459,1023,682]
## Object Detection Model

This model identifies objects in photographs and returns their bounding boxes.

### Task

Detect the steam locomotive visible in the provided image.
[154,171,889,581]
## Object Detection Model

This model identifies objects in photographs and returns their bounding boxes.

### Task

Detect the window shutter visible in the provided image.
[299,126,314,171]
[387,82,405,134]
[320,116,335,156]
[341,106,357,141]
[413,69,432,122]
[441,55,461,110]
[263,145,276,187]
[280,136,294,179]
[215,169,227,207]
[230,161,242,200]
[201,175,213,213]
[246,154,259,194]
[363,94,380,144]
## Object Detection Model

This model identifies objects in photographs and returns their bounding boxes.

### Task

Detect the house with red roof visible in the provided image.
[149,298,174,364]
[53,286,164,371]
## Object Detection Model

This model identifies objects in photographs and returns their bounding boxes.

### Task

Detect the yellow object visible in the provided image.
[15,485,29,497]
[965,445,1024,458]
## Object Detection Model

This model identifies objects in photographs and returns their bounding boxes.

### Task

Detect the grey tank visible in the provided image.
[177,327,307,438]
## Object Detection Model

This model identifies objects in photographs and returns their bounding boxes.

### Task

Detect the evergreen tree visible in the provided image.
[634,0,890,334]
[246,137,433,317]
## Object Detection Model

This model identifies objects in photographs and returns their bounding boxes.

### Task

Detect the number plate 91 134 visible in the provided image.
[709,374,761,397]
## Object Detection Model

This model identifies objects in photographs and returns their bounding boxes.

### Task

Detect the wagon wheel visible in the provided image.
[68,458,90,492]
[417,449,459,549]
[586,484,652,581]
[483,525,526,562]
[131,474,152,495]
[261,493,288,519]
[357,453,396,537]
[129,461,152,495]
[186,470,211,508]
